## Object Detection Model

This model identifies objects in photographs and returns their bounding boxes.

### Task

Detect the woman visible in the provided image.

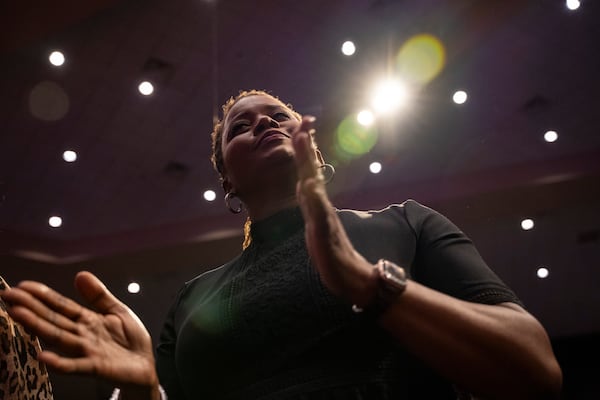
[1,90,561,399]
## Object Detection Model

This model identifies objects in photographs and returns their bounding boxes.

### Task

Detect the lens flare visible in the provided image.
[396,34,446,84]
[334,115,378,161]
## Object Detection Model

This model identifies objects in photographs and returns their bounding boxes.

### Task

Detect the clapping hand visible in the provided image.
[0,271,160,399]
[292,116,377,309]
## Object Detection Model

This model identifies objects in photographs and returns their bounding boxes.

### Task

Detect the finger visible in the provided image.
[38,351,98,375]
[292,115,319,181]
[2,286,80,332]
[7,304,85,354]
[17,280,85,320]
[74,271,128,316]
[75,271,147,333]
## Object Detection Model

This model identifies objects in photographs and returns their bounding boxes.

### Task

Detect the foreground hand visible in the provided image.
[292,116,377,307]
[0,271,159,394]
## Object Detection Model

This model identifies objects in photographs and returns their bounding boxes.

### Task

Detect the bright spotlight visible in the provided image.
[49,51,65,66]
[453,90,468,104]
[138,81,154,96]
[357,110,374,126]
[544,130,558,143]
[369,162,382,174]
[341,41,356,56]
[203,190,216,202]
[48,216,62,228]
[566,0,580,10]
[371,79,408,114]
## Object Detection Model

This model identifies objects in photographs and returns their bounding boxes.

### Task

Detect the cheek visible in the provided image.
[222,140,254,181]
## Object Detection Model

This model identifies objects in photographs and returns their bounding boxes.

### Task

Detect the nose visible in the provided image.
[255,114,279,134]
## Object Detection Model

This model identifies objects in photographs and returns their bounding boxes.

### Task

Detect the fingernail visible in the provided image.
[305,115,316,122]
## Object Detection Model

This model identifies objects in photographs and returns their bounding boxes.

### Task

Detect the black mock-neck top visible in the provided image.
[156,201,521,399]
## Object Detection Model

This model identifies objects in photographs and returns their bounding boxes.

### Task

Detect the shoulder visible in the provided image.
[336,199,434,226]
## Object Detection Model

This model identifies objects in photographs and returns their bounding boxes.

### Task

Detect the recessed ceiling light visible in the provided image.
[369,162,382,174]
[566,0,580,10]
[138,81,154,96]
[341,40,356,56]
[48,216,62,228]
[544,130,558,143]
[536,267,549,279]
[357,110,374,126]
[49,51,65,66]
[453,90,468,104]
[127,282,141,294]
[521,218,534,230]
[203,190,216,202]
[63,150,77,162]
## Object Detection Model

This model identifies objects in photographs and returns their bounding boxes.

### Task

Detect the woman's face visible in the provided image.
[220,94,301,195]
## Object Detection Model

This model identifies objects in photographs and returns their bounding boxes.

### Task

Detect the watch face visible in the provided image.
[381,260,407,289]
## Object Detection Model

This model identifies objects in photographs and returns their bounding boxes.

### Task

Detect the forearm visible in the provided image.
[377,280,562,399]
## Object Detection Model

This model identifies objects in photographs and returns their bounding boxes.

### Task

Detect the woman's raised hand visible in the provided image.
[0,271,160,398]
[292,116,377,309]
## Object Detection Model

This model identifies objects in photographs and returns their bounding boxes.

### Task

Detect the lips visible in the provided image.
[255,130,291,148]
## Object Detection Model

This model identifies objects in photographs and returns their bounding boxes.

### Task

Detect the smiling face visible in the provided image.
[218,93,302,196]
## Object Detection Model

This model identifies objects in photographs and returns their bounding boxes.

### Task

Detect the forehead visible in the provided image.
[225,94,288,123]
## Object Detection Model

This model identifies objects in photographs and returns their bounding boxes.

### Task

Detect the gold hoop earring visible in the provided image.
[224,192,243,214]
[318,163,335,184]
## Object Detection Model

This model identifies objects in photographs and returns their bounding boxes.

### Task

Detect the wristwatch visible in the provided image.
[352,259,407,315]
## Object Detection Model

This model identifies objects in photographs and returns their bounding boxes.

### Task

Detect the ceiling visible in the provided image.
[1,1,600,397]
[1,0,599,262]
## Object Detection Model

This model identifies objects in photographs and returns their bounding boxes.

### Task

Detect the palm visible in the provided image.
[2,271,157,388]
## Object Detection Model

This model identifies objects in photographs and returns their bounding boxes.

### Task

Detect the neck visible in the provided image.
[239,178,298,222]
[244,193,298,221]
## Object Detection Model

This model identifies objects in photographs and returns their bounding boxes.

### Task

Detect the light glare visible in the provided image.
[341,41,356,56]
[138,81,154,96]
[127,282,141,294]
[63,150,77,162]
[544,130,558,143]
[453,90,468,104]
[372,79,408,114]
[521,218,534,230]
[536,267,549,279]
[49,51,65,66]
[369,162,382,174]
[203,190,216,202]
[48,216,62,228]
[357,110,374,126]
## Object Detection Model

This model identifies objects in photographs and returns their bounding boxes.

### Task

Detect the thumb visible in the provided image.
[74,271,125,315]
[292,116,318,181]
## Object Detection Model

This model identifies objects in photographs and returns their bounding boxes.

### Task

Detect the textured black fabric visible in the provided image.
[156,200,521,399]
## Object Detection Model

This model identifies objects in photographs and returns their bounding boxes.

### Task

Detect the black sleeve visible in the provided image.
[403,200,523,306]
[156,286,187,400]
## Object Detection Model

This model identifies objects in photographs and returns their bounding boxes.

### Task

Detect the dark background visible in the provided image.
[1,0,599,398]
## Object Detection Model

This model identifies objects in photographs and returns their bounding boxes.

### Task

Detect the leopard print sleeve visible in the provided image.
[0,276,54,400]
